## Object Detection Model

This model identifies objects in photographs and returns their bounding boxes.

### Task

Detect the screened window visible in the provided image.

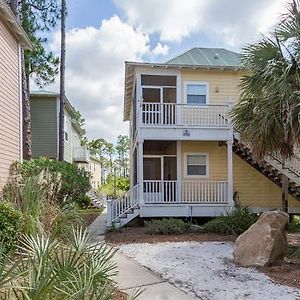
[186,154,207,176]
[186,84,207,105]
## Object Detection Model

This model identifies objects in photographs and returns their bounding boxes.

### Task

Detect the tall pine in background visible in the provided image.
[6,0,61,159]
[59,0,66,161]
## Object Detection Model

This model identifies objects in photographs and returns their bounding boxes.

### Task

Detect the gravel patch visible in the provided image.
[119,241,300,300]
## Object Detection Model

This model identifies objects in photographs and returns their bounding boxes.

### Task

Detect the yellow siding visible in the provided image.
[180,69,245,105]
[233,154,300,208]
[180,141,300,209]
[181,141,227,181]
[0,19,21,190]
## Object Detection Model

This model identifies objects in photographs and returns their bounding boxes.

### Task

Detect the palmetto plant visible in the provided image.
[0,228,118,300]
[231,0,300,211]
[2,171,83,238]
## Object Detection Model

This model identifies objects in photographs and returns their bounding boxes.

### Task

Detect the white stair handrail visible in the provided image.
[107,184,139,227]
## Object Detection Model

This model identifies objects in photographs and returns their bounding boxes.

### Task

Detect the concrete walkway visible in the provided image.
[113,251,194,300]
[87,212,193,299]
[87,209,107,242]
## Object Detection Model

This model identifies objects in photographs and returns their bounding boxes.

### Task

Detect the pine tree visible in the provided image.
[59,0,66,161]
[6,0,61,159]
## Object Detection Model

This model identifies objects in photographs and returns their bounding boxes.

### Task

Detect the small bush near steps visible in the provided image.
[10,158,91,207]
[145,218,191,235]
[0,202,22,253]
[203,207,258,235]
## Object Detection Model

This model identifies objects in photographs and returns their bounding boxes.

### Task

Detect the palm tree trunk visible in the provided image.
[58,0,66,161]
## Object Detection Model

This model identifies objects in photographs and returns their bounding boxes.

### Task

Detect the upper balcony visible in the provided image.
[73,146,90,163]
[141,102,229,127]
[137,101,232,141]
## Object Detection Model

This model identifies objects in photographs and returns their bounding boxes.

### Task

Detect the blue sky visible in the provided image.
[44,0,286,141]
[64,0,214,63]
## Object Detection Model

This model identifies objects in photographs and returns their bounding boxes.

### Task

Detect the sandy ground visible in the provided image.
[119,241,300,300]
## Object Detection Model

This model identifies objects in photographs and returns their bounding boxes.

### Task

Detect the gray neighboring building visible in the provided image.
[30,90,89,163]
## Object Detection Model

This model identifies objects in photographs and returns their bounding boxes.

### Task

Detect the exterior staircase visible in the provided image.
[107,184,140,228]
[87,191,106,208]
[233,135,300,201]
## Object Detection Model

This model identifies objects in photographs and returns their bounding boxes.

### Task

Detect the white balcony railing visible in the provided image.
[143,180,228,204]
[141,103,229,127]
[73,146,90,163]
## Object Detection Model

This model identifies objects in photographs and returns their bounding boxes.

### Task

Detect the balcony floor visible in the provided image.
[139,126,231,141]
[140,203,233,218]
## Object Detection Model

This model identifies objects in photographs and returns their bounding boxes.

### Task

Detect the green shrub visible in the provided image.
[203,207,258,235]
[11,158,91,205]
[3,172,83,237]
[0,202,22,253]
[117,177,130,191]
[145,218,191,235]
[75,194,91,209]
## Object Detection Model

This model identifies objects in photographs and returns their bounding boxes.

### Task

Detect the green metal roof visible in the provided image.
[167,47,241,68]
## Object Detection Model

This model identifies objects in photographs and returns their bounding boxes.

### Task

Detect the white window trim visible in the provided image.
[184,152,209,178]
[184,81,209,105]
[64,131,69,143]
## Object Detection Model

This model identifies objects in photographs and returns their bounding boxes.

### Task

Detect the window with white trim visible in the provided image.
[64,118,69,142]
[185,154,208,176]
[186,83,208,105]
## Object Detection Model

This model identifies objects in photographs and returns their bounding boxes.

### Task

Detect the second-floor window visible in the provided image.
[185,82,208,105]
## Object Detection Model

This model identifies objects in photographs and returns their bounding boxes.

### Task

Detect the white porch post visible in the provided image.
[106,199,112,227]
[137,140,144,204]
[227,139,234,207]
[176,141,181,202]
[226,96,235,207]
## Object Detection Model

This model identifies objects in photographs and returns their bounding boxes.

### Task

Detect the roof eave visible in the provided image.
[0,0,33,50]
[125,61,245,71]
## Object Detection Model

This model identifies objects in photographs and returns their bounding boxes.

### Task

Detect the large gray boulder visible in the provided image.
[233,211,289,267]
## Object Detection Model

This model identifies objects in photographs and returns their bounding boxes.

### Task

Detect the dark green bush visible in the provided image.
[203,207,258,235]
[11,158,91,206]
[0,202,22,253]
[145,218,191,235]
[75,194,92,209]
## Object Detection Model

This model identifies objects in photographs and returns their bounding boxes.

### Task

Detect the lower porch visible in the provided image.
[143,180,228,204]
[133,140,234,206]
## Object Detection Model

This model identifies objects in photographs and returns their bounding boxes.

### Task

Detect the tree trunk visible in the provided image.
[58,0,66,161]
[10,2,32,161]
[22,53,32,160]
[9,0,18,16]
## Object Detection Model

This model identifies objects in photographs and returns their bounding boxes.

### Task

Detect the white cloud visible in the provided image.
[48,15,150,141]
[152,43,169,56]
[114,0,286,47]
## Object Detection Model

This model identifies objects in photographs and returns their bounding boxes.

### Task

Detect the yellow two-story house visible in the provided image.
[107,47,300,227]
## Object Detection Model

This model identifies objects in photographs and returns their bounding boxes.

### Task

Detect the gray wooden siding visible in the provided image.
[30,97,58,158]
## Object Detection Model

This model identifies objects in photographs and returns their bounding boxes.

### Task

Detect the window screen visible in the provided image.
[186,154,207,176]
[186,84,207,105]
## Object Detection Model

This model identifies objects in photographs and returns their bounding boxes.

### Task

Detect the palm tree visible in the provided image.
[59,0,66,161]
[231,0,300,212]
[0,228,118,299]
